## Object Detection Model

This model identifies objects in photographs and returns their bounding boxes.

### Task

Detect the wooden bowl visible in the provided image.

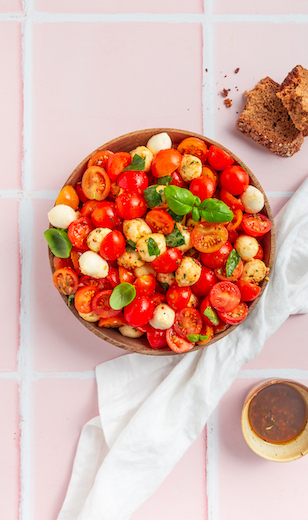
[241,379,308,462]
[49,128,275,355]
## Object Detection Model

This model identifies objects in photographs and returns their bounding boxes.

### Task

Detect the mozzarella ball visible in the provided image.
[241,186,264,213]
[175,257,202,286]
[240,259,268,284]
[87,227,111,253]
[157,272,177,289]
[234,235,259,261]
[130,145,153,172]
[174,223,192,252]
[134,263,157,278]
[149,303,175,330]
[123,218,152,244]
[179,154,202,182]
[48,204,77,229]
[117,250,145,270]
[79,251,109,279]
[136,233,166,262]
[146,132,172,155]
[119,324,144,338]
[78,311,100,322]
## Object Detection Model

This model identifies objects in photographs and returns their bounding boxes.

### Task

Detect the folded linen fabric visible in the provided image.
[57,177,308,520]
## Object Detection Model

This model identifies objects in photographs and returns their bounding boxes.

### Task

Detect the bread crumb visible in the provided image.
[221,88,229,98]
[235,68,240,74]
[224,98,232,108]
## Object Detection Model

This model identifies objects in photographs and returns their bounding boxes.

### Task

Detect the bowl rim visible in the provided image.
[48,127,276,356]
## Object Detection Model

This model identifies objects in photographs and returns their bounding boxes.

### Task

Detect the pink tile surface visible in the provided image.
[32,378,98,520]
[31,22,202,191]
[0,22,22,189]
[214,0,308,14]
[0,380,20,520]
[0,199,20,371]
[217,378,308,520]
[35,0,203,13]
[0,0,22,12]
[213,22,308,193]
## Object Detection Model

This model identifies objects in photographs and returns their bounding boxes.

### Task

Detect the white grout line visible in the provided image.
[206,409,219,520]
[32,371,96,380]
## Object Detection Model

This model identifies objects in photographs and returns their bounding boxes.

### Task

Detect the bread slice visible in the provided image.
[237,77,303,157]
[277,65,308,136]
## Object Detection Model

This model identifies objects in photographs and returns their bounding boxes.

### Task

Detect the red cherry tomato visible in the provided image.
[53,256,74,270]
[134,274,156,297]
[166,326,195,353]
[81,166,111,201]
[236,279,261,302]
[80,200,99,217]
[75,182,89,203]
[92,290,122,318]
[218,301,248,325]
[220,165,249,196]
[215,259,243,282]
[68,217,94,250]
[98,313,126,328]
[220,188,244,210]
[145,209,174,235]
[79,275,112,291]
[88,150,113,169]
[70,247,83,275]
[166,285,192,311]
[99,230,126,261]
[151,248,182,273]
[189,176,216,201]
[74,285,99,314]
[191,266,218,297]
[56,185,79,210]
[213,318,230,334]
[200,295,220,327]
[146,327,168,349]
[150,292,167,308]
[177,137,208,161]
[91,201,121,228]
[118,266,135,284]
[196,324,214,345]
[191,222,228,253]
[254,243,264,260]
[117,170,148,194]
[169,170,186,188]
[151,149,182,178]
[200,241,233,269]
[227,229,239,244]
[209,281,241,313]
[174,307,203,340]
[52,267,79,295]
[241,213,272,237]
[207,145,234,171]
[124,296,154,328]
[115,192,147,219]
[106,267,120,288]
[227,209,243,231]
[106,152,132,181]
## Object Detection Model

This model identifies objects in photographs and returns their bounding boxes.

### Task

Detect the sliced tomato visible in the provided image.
[177,137,208,161]
[124,296,154,328]
[70,247,83,275]
[81,166,111,201]
[115,193,147,219]
[53,267,79,295]
[80,200,99,217]
[91,201,121,228]
[220,165,249,196]
[92,290,121,318]
[56,185,79,210]
[74,285,99,314]
[196,324,214,345]
[106,152,132,182]
[227,209,243,231]
[106,267,120,288]
[254,243,264,260]
[68,217,94,250]
[242,213,272,237]
[166,326,195,353]
[151,248,182,273]
[191,266,217,296]
[145,209,174,235]
[166,285,192,311]
[134,274,156,297]
[200,241,233,269]
[218,301,248,325]
[191,222,228,253]
[118,266,135,284]
[151,149,182,178]
[174,307,203,340]
[117,170,148,194]
[215,259,243,282]
[209,281,241,313]
[99,230,126,261]
[200,296,220,327]
[78,275,112,291]
[75,182,89,203]
[88,150,113,169]
[53,256,74,270]
[213,319,230,334]
[147,327,168,349]
[150,292,167,308]
[97,313,126,328]
[236,279,261,302]
[220,188,244,210]
[207,145,234,171]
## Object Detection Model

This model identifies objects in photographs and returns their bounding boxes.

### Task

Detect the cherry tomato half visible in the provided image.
[227,209,243,231]
[241,213,272,237]
[92,290,121,318]
[117,170,148,194]
[146,327,167,349]
[151,149,182,178]
[118,266,135,284]
[74,285,99,314]
[124,296,154,328]
[200,241,233,269]
[150,292,167,308]
[166,285,192,311]
[174,307,203,340]
[220,165,249,196]
[91,201,121,228]
[218,301,248,325]
[209,281,241,313]
[99,230,126,261]
[215,259,243,282]
[80,200,99,217]
[53,256,74,270]
[236,279,261,302]
[151,248,182,273]
[220,188,244,211]
[56,185,79,210]
[88,150,114,169]
[53,267,79,295]
[106,152,132,182]
[145,209,174,235]
[79,275,112,291]
[177,137,208,161]
[254,243,264,260]
[196,324,214,345]
[98,313,126,328]
[191,222,228,253]
[115,193,147,219]
[189,176,216,201]
[75,182,89,203]
[70,247,83,275]
[191,266,218,296]
[81,166,111,201]
[200,295,220,327]
[68,217,94,250]
[207,145,234,171]
[166,326,195,353]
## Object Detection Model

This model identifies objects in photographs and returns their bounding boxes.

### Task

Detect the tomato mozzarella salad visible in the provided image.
[46,132,271,354]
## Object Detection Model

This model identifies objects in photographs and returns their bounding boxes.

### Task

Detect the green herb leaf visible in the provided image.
[199,334,209,342]
[157,175,173,186]
[147,237,160,257]
[167,209,184,222]
[226,249,241,278]
[203,306,219,325]
[164,185,195,216]
[44,228,72,258]
[194,196,201,207]
[165,224,185,247]
[122,154,145,172]
[126,240,136,251]
[200,198,234,223]
[192,206,200,223]
[187,334,199,342]
[144,186,162,208]
[158,281,170,291]
[109,282,136,310]
[68,294,75,307]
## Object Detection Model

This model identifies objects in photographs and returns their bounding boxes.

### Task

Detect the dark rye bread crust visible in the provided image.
[237,77,304,157]
[277,65,308,137]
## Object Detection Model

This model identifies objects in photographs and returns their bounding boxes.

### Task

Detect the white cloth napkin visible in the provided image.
[57,177,308,520]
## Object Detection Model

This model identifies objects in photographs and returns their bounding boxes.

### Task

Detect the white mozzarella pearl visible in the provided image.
[234,235,259,261]
[87,228,112,253]
[117,250,145,270]
[136,233,166,262]
[119,325,144,338]
[123,218,152,244]
[175,257,202,287]
[79,251,109,278]
[130,146,153,172]
[149,303,175,330]
[78,311,100,322]
[48,204,77,229]
[179,155,202,182]
[240,259,268,284]
[241,186,264,213]
[146,132,172,155]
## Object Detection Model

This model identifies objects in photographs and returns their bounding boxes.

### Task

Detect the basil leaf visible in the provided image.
[165,224,185,247]
[167,209,184,222]
[194,196,201,207]
[144,186,162,208]
[109,282,136,310]
[44,228,72,258]
[199,334,209,342]
[187,334,199,342]
[226,249,241,278]
[192,206,200,223]
[158,281,169,291]
[200,198,234,223]
[126,240,136,251]
[164,185,195,216]
[68,294,75,307]
[122,154,145,172]
[157,175,173,186]
[147,237,160,257]
[203,306,219,325]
